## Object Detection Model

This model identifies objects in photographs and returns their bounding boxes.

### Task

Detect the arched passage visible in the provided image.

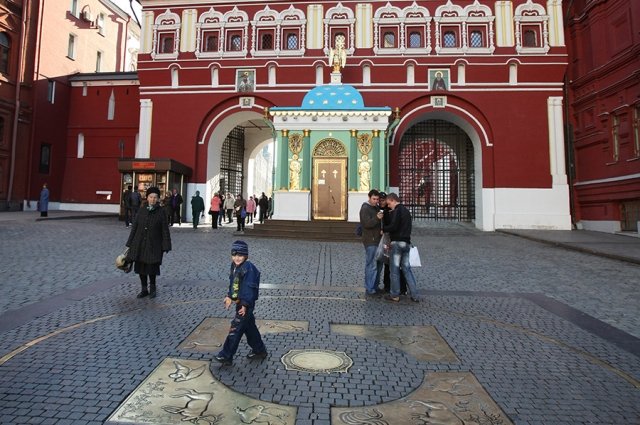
[398,119,474,221]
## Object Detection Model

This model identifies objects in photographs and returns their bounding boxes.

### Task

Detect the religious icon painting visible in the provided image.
[429,69,450,91]
[236,69,255,93]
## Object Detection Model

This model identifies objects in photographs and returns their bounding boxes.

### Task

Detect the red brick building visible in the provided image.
[565,0,640,233]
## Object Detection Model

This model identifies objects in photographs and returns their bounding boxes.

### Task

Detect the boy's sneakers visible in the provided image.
[246,350,268,360]
[213,355,232,366]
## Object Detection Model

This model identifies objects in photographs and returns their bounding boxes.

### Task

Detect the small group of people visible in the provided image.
[208,192,272,232]
[123,185,266,366]
[360,189,419,303]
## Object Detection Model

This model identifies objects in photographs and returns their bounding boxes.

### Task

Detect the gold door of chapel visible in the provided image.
[312,138,348,220]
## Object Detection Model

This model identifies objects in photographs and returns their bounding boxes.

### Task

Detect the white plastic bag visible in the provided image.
[409,245,422,267]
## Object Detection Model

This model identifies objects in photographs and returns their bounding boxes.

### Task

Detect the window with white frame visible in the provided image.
[402,3,431,54]
[67,34,76,59]
[435,1,494,54]
[221,7,248,57]
[151,9,180,60]
[515,1,549,54]
[324,3,355,55]
[97,13,105,35]
[195,8,224,59]
[373,3,402,54]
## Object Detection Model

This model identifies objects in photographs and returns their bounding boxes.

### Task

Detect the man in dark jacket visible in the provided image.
[191,191,205,229]
[169,189,183,226]
[383,192,419,303]
[360,189,384,296]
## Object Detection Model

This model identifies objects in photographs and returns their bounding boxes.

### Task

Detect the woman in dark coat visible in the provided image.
[126,186,172,298]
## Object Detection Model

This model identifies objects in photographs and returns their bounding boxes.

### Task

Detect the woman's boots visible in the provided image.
[137,275,156,298]
[137,282,149,298]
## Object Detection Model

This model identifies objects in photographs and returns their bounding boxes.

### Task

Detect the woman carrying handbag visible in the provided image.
[125,186,172,299]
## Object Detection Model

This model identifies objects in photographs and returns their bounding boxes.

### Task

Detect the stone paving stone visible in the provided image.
[0,219,639,424]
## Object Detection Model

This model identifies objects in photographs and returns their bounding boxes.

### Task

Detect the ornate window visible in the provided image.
[278,5,305,56]
[223,6,249,57]
[515,0,549,54]
[196,7,223,58]
[250,5,305,57]
[152,9,180,60]
[463,2,494,53]
[633,105,640,158]
[0,32,10,74]
[324,3,355,55]
[373,3,402,54]
[403,3,430,54]
[435,1,494,55]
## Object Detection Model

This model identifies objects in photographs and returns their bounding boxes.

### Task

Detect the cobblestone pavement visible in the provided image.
[0,216,638,424]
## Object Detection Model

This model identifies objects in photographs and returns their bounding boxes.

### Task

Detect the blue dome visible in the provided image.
[301,84,364,110]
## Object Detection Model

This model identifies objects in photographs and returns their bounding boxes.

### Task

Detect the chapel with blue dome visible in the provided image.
[268,80,397,222]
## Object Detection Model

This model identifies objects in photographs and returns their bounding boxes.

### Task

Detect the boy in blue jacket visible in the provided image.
[214,240,267,366]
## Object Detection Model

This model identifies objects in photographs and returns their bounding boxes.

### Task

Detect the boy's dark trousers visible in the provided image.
[218,305,266,360]
[383,263,408,294]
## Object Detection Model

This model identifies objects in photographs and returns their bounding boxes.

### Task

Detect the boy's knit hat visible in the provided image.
[231,240,249,256]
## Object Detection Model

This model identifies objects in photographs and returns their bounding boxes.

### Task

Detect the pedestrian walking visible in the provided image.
[124,185,141,227]
[214,240,268,366]
[246,196,256,224]
[125,186,172,299]
[258,193,269,223]
[191,191,205,229]
[210,192,221,229]
[383,192,419,303]
[38,183,49,217]
[224,193,235,224]
[360,189,384,296]
[234,194,247,233]
[169,188,183,226]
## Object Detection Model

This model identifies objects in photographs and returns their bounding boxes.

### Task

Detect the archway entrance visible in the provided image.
[398,119,475,221]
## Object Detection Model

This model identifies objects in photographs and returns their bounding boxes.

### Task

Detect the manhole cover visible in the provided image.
[281,349,352,373]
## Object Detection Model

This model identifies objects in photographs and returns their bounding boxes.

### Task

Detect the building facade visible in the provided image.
[16,0,140,212]
[565,0,640,233]
[0,0,38,210]
[27,0,580,232]
[118,0,569,230]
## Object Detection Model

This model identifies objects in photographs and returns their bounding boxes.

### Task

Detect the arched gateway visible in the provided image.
[398,119,475,221]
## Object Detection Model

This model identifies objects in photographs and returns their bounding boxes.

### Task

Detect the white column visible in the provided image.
[137,99,153,158]
[547,96,567,185]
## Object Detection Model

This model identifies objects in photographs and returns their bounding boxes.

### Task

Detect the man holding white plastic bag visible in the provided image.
[382,193,420,303]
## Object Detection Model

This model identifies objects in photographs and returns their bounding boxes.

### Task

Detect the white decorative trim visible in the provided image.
[151,9,180,60]
[323,2,356,55]
[514,0,550,54]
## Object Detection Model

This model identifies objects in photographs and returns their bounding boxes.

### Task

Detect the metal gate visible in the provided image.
[398,120,475,221]
[219,126,245,196]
